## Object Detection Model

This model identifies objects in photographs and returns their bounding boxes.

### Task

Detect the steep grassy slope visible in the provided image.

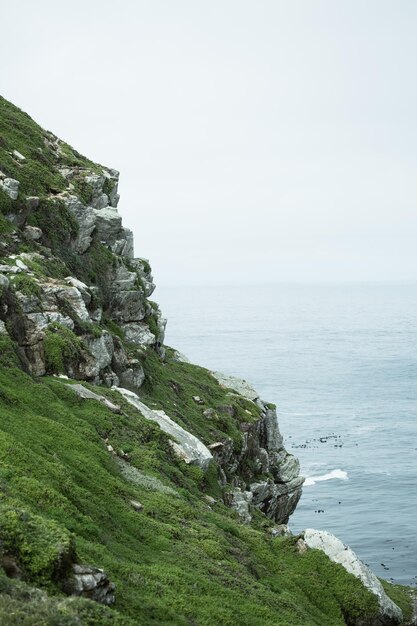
[0,96,414,625]
[1,360,413,626]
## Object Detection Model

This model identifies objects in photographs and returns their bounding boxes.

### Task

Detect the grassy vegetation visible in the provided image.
[0,97,66,199]
[11,273,41,298]
[0,93,413,625]
[0,366,408,625]
[0,333,20,368]
[0,570,134,625]
[0,96,103,205]
[44,323,84,374]
[138,347,262,451]
[27,198,79,250]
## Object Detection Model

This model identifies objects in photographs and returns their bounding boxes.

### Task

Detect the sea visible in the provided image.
[157,283,417,586]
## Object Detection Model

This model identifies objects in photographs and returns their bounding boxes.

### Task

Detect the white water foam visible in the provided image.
[304,468,348,486]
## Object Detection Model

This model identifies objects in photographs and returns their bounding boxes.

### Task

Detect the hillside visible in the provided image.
[0,95,414,625]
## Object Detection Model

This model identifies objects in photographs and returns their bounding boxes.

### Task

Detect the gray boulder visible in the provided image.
[211,371,259,401]
[230,488,253,524]
[24,225,42,240]
[93,206,122,245]
[1,177,19,200]
[68,564,115,606]
[65,196,97,253]
[121,322,155,346]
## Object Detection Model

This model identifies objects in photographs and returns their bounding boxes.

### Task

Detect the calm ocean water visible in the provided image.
[157,283,417,586]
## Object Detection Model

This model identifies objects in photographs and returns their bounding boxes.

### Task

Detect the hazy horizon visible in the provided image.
[2,1,417,286]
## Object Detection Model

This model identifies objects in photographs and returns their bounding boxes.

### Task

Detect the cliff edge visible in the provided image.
[0,96,413,625]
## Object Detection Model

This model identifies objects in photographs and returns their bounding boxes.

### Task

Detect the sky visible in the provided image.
[1,0,417,286]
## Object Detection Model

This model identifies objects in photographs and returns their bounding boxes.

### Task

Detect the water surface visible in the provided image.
[158,283,417,585]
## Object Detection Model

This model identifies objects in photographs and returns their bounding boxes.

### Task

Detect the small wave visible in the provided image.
[304,469,348,486]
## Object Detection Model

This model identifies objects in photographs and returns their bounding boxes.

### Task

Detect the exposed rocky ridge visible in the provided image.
[0,96,411,625]
[0,107,303,530]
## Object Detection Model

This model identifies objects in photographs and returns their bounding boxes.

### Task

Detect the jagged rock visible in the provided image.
[155,307,167,345]
[121,322,155,346]
[102,371,120,388]
[0,274,9,289]
[68,564,115,606]
[26,196,40,210]
[111,291,146,323]
[207,394,304,524]
[111,264,137,291]
[14,290,41,314]
[250,476,304,523]
[302,529,403,625]
[115,387,213,469]
[66,383,121,413]
[171,350,191,363]
[84,174,108,209]
[81,332,114,378]
[230,488,253,524]
[211,372,259,401]
[0,320,7,334]
[119,363,145,391]
[112,228,134,258]
[93,206,122,246]
[64,277,91,306]
[0,177,19,200]
[0,265,20,274]
[271,524,292,538]
[296,537,308,555]
[129,258,155,297]
[55,285,91,322]
[24,225,42,240]
[26,311,74,332]
[65,196,96,254]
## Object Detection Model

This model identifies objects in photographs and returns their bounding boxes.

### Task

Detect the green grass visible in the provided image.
[0,93,413,625]
[0,96,103,204]
[44,323,85,374]
[0,366,410,625]
[0,97,66,199]
[11,273,41,298]
[138,347,262,453]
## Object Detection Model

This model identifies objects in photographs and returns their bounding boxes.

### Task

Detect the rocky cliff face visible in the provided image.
[0,97,412,626]
[0,97,302,527]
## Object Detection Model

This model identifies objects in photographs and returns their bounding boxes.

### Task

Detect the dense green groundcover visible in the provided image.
[0,94,414,624]
[0,362,413,626]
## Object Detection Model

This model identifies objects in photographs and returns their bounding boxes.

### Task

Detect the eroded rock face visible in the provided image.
[0,134,303,534]
[208,376,304,525]
[302,529,403,625]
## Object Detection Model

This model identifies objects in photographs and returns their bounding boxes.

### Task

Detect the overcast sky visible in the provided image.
[2,1,417,285]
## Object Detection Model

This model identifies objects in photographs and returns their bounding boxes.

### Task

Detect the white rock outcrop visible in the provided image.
[114,387,213,469]
[0,177,20,199]
[211,371,259,401]
[302,529,403,624]
[66,383,121,413]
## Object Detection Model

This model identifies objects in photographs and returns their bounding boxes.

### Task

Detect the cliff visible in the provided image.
[0,96,414,625]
